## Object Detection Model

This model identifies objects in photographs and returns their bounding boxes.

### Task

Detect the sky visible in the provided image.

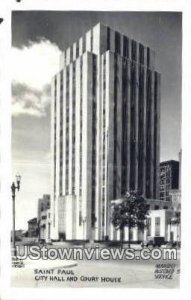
[12,11,182,229]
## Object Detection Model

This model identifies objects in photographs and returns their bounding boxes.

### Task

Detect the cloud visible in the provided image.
[12,83,51,117]
[12,39,61,116]
[12,38,61,90]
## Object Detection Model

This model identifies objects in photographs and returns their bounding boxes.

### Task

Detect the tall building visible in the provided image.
[51,23,161,241]
[160,160,179,202]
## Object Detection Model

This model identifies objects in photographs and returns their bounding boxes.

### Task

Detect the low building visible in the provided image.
[145,209,180,243]
[11,229,27,241]
[38,194,51,242]
[27,218,38,237]
[146,209,171,242]
[146,198,172,210]
[169,189,181,211]
[109,198,180,244]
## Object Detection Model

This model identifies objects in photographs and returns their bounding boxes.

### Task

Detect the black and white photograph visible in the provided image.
[9,9,182,289]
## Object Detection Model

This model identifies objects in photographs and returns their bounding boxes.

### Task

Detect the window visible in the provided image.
[90,30,93,51]
[147,47,150,68]
[155,217,160,236]
[139,44,144,65]
[48,223,51,239]
[147,217,151,236]
[70,46,73,60]
[79,210,82,226]
[107,27,110,50]
[131,40,137,61]
[76,41,79,57]
[129,229,133,241]
[115,31,121,54]
[123,36,129,57]
[82,37,86,53]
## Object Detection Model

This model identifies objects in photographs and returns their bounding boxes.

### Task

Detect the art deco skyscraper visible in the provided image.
[51,23,161,241]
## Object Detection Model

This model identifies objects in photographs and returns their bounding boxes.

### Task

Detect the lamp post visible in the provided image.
[11,174,21,257]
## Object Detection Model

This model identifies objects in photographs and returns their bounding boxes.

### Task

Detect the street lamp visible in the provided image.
[11,173,21,257]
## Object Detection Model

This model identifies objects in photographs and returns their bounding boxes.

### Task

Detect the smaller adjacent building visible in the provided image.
[169,189,181,211]
[38,194,51,242]
[146,198,172,210]
[11,229,27,241]
[158,159,181,243]
[168,189,181,242]
[27,218,38,238]
[146,209,180,243]
[160,160,179,202]
[109,198,180,244]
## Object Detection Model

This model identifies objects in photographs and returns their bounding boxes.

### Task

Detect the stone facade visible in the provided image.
[51,23,161,241]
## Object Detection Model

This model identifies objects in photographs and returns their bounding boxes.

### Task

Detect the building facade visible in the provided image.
[169,189,181,211]
[160,160,179,202]
[38,194,51,242]
[27,218,38,238]
[51,23,161,241]
[109,199,173,243]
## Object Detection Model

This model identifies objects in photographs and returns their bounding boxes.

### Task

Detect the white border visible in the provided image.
[0,0,190,299]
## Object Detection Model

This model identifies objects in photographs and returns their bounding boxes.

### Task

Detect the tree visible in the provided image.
[111,191,149,248]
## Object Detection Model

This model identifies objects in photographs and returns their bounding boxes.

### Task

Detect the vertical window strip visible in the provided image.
[54,77,57,201]
[130,62,136,190]
[79,57,83,195]
[79,57,83,225]
[131,40,137,62]
[102,53,106,226]
[107,27,110,51]
[72,63,76,194]
[121,59,127,194]
[70,46,73,62]
[153,72,158,198]
[147,47,150,69]
[115,31,121,54]
[139,44,144,65]
[82,36,86,53]
[113,54,118,198]
[123,36,129,58]
[65,66,70,195]
[76,41,79,58]
[146,69,151,198]
[59,71,63,196]
[137,65,144,194]
[53,77,57,227]
[91,54,97,227]
[90,29,93,52]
